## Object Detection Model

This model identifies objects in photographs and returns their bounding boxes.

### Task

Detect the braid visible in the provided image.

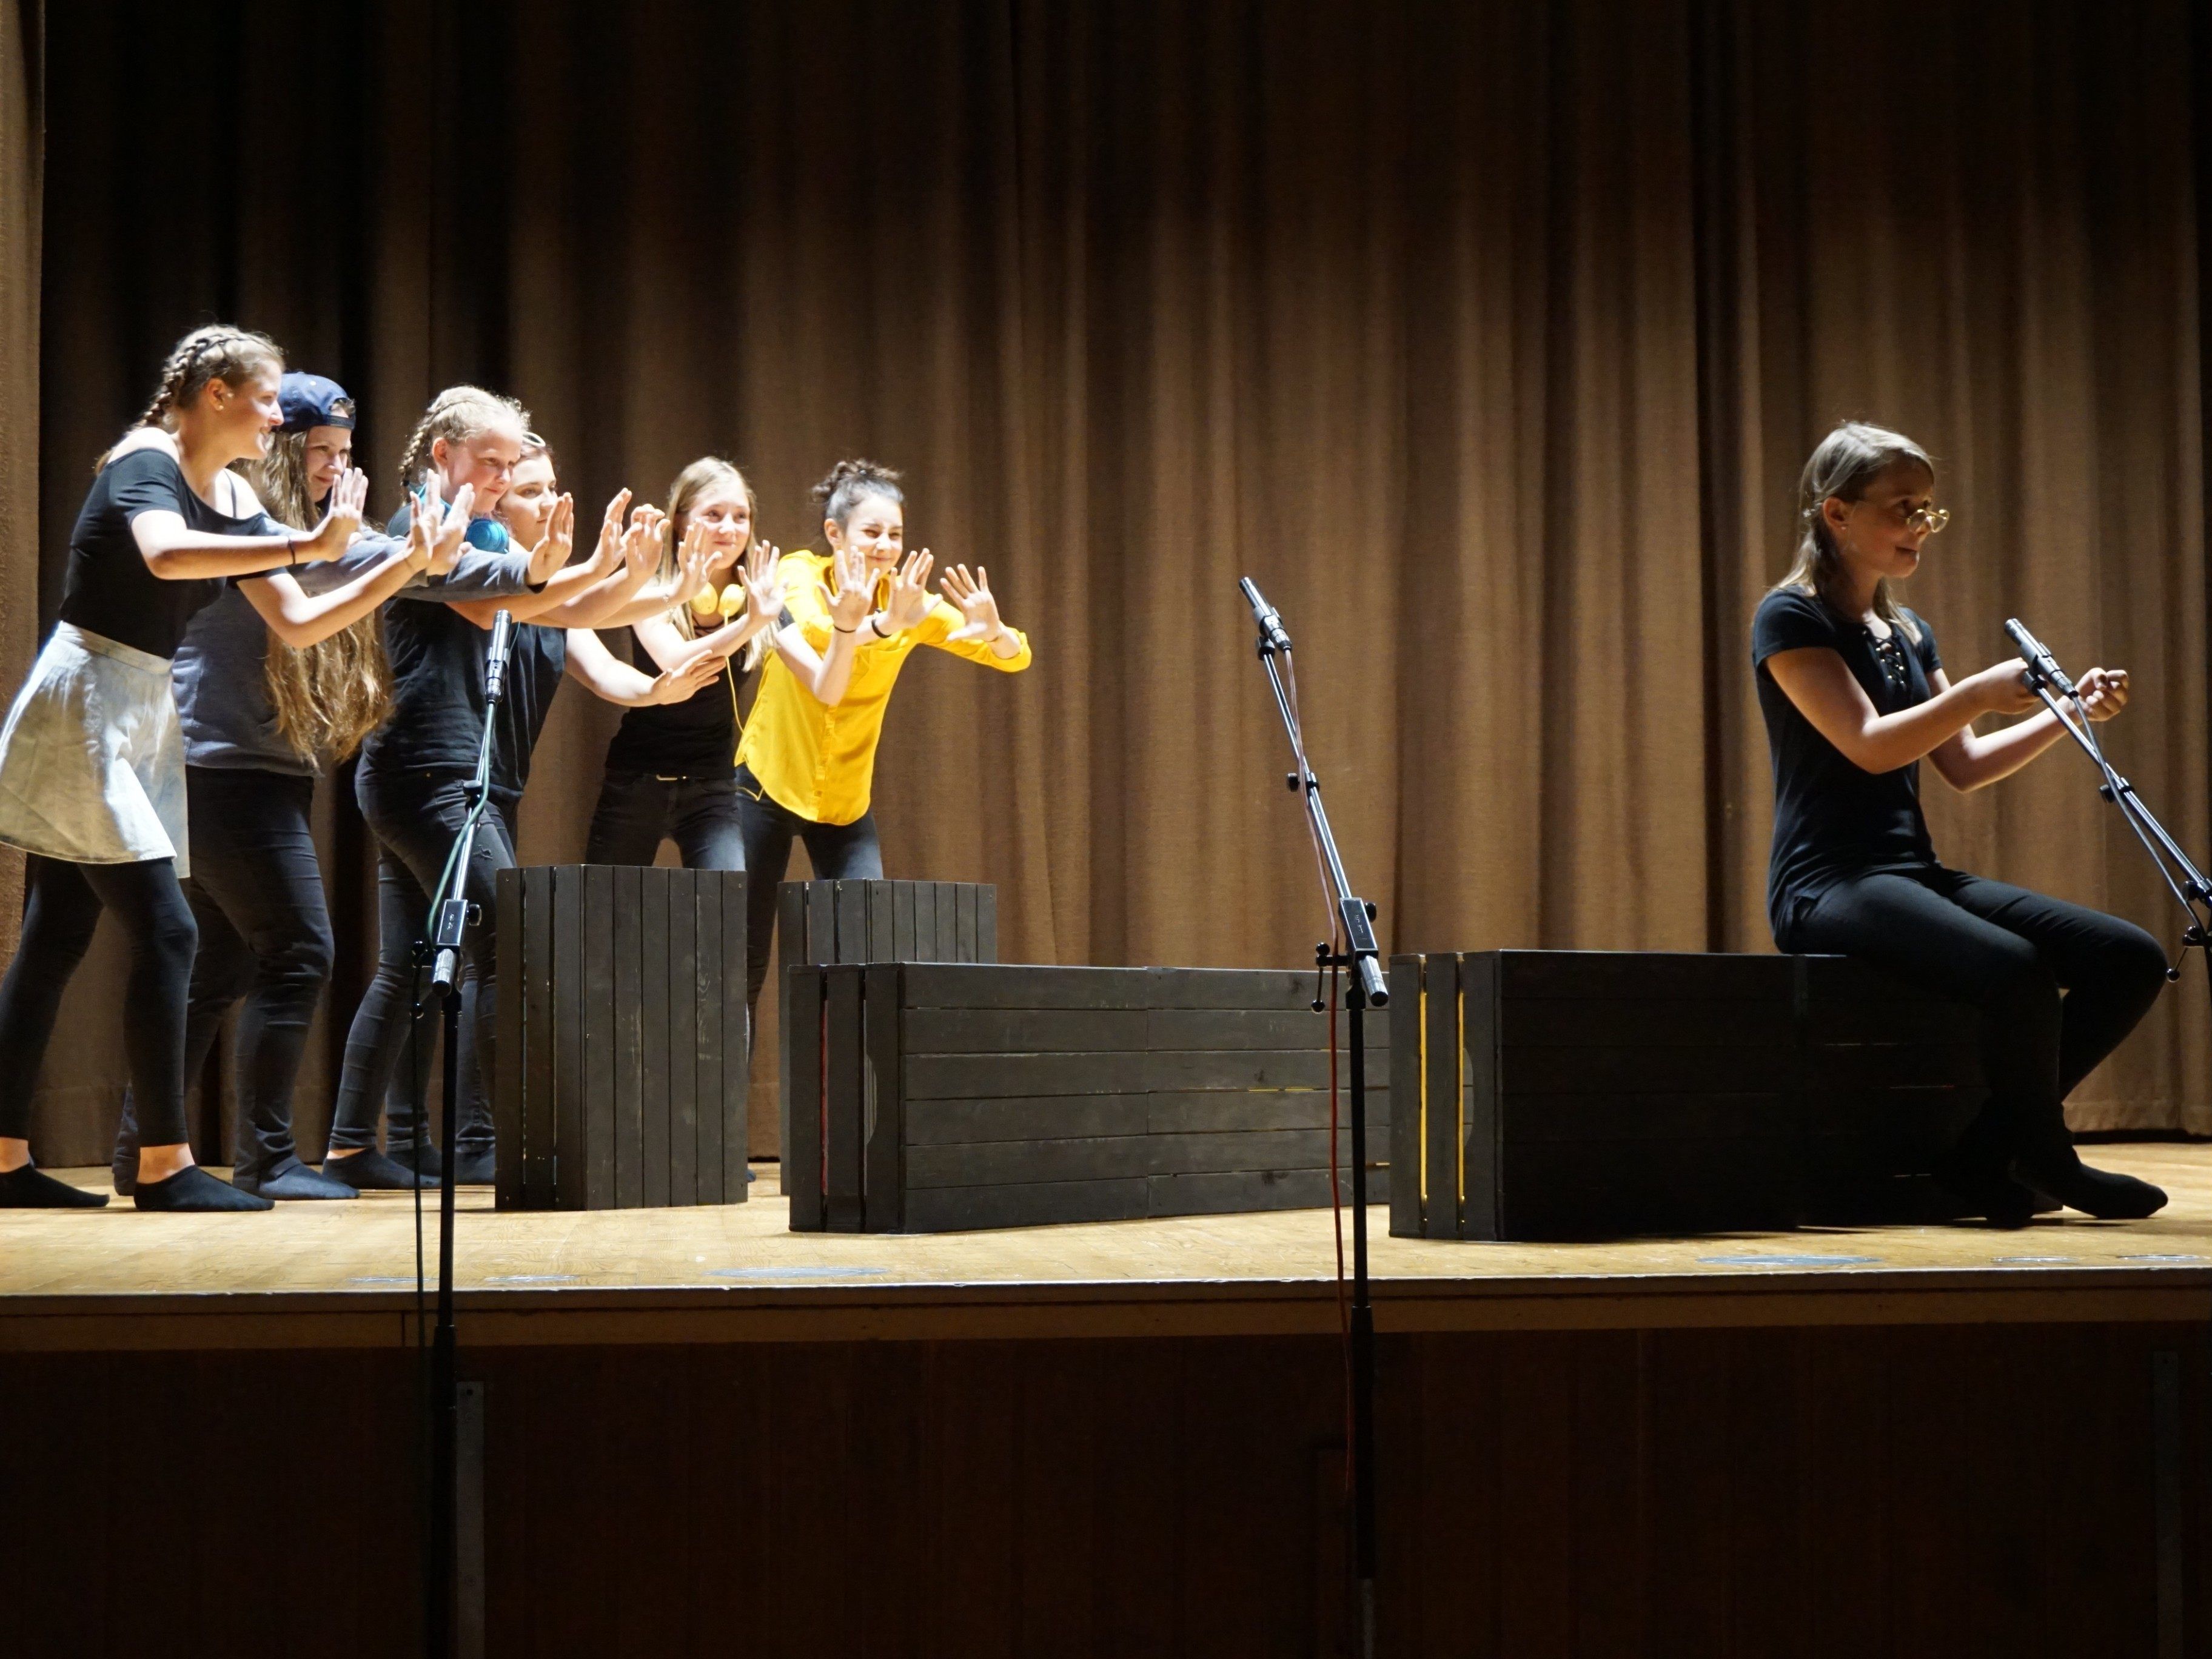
[99,324,283,472]
[397,384,531,500]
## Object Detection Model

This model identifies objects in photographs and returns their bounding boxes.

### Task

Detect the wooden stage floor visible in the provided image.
[7,1142,2212,1351]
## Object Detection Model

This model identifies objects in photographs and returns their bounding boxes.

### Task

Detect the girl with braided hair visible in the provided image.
[0,325,426,1210]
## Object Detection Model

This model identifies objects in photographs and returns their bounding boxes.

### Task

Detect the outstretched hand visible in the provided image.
[300,468,369,561]
[407,481,475,575]
[939,563,1004,643]
[2077,666,2131,723]
[621,505,667,583]
[826,545,873,631]
[647,654,725,705]
[673,520,715,605]
[882,549,936,632]
[525,493,576,583]
[743,540,789,629]
[592,489,634,572]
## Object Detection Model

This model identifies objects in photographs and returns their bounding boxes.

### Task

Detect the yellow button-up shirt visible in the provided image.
[733,551,1033,825]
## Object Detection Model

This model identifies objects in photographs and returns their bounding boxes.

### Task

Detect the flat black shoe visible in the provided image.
[320,1149,438,1191]
[134,1166,274,1212]
[1929,1151,2038,1228]
[240,1164,358,1201]
[0,1164,110,1208]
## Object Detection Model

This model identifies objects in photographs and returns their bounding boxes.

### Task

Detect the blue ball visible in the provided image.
[463,517,511,554]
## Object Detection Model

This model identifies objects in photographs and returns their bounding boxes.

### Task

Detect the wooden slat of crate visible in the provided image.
[668,871,699,1207]
[893,882,916,960]
[896,1088,1391,1147]
[612,864,643,1210]
[898,1007,1346,1054]
[1423,951,1460,1241]
[493,869,525,1212]
[834,879,867,964]
[581,865,615,1209]
[694,873,725,1206]
[552,866,585,1212]
[783,965,825,1230]
[1387,955,1421,1238]
[905,1128,1362,1188]
[863,963,902,1230]
[911,882,938,957]
[1458,951,1500,1241]
[900,1048,1364,1100]
[721,873,749,1202]
[976,886,997,964]
[865,880,895,962]
[823,965,865,1230]
[805,881,834,965]
[639,868,671,1208]
[518,868,556,1210]
[898,964,1316,1011]
[1496,1136,1801,1238]
[1494,950,1794,1002]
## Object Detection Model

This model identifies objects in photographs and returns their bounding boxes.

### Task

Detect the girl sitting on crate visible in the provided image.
[1752,421,2168,1225]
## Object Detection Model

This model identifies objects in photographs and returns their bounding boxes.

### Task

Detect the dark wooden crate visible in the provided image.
[1389,950,1986,1241]
[493,865,749,1210]
[774,879,997,1182]
[784,963,1390,1232]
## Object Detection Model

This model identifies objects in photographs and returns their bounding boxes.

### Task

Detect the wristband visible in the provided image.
[869,615,890,640]
[834,622,859,634]
[287,535,301,568]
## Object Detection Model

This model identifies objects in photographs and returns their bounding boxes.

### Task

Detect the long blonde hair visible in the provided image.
[662,457,762,660]
[247,429,392,763]
[98,324,284,471]
[394,384,531,498]
[1775,421,1929,643]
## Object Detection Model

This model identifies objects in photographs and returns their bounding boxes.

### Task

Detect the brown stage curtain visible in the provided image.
[0,0,35,956]
[13,0,2211,1162]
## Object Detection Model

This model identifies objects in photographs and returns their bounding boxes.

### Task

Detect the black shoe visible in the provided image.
[133,1165,274,1212]
[238,1162,358,1201]
[2016,1145,2168,1220]
[1929,1150,2039,1228]
[451,1146,497,1185]
[320,1149,438,1191]
[0,1164,110,1208]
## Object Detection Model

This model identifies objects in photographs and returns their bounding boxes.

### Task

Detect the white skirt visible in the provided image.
[0,622,189,874]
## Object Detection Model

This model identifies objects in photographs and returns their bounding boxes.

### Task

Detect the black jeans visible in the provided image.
[327,768,514,1155]
[0,855,198,1147]
[1782,865,2168,1153]
[734,764,882,1016]
[584,771,746,870]
[114,768,335,1180]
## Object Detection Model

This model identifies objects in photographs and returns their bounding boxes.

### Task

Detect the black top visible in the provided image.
[602,615,745,779]
[1751,588,1943,937]
[59,448,281,658]
[361,504,565,803]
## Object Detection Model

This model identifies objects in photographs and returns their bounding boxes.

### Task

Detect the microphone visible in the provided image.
[2003,617,2077,699]
[483,609,515,706]
[1238,577,1293,654]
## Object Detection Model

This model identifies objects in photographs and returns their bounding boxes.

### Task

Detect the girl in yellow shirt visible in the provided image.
[734,458,1031,1019]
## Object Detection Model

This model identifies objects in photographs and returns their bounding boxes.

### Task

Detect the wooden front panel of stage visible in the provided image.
[5,1318,2207,1656]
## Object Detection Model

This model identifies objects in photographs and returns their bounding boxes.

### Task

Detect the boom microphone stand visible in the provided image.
[421,608,513,1658]
[2004,617,2212,1007]
[1239,577,1387,1659]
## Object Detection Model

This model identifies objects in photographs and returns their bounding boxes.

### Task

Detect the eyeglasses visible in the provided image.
[1888,500,1951,537]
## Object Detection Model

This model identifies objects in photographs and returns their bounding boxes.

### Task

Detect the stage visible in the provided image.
[5,1142,2210,1349]
[7,1145,2211,1655]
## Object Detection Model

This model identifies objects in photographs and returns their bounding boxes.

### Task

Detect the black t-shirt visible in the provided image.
[1752,588,1943,937]
[59,448,281,658]
[363,505,565,799]
[602,618,745,779]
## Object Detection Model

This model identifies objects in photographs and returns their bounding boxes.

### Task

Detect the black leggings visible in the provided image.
[0,855,198,1147]
[734,765,882,1020]
[1782,865,2168,1149]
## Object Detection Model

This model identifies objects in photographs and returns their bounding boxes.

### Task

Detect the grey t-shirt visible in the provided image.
[172,538,540,774]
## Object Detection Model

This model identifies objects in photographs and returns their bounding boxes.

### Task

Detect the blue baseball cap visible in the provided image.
[279,372,355,434]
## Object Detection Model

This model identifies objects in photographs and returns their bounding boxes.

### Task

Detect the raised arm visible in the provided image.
[238,488,469,648]
[132,467,367,579]
[1763,645,2036,776]
[1924,663,2132,791]
[764,543,870,704]
[561,624,726,707]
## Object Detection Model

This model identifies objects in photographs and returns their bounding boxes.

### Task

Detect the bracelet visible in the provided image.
[834,622,859,634]
[286,535,301,568]
[869,615,890,639]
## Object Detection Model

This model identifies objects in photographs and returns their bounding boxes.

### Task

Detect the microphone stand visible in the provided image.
[421,611,511,1658]
[1239,579,1387,1659]
[2019,655,2212,1010]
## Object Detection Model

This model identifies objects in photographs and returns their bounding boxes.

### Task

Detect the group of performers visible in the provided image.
[0,325,1028,1210]
[0,327,2173,1227]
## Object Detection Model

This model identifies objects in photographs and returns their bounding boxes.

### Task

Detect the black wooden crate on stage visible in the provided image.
[492,865,749,1211]
[774,879,997,1170]
[783,963,1390,1232]
[1389,950,1985,1241]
